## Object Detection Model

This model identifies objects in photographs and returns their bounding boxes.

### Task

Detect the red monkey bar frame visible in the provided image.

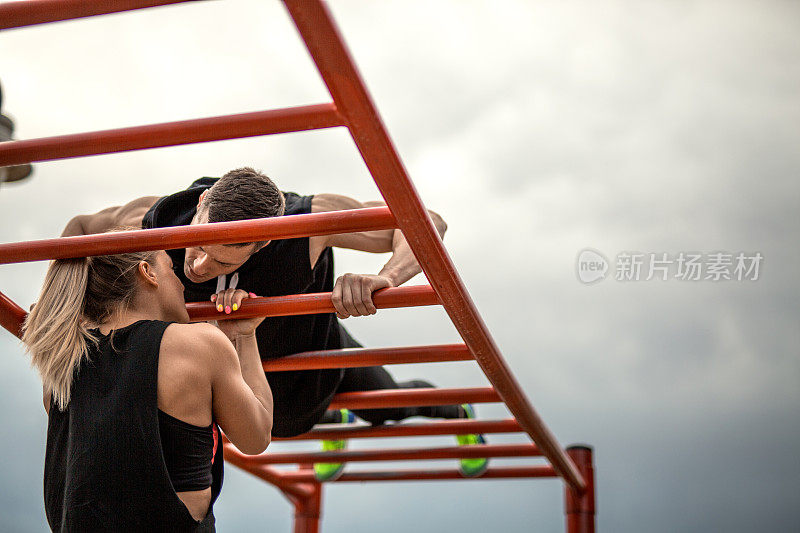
[0,1,596,532]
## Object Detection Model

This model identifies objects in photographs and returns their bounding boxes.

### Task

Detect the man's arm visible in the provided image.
[309,194,447,319]
[61,196,160,237]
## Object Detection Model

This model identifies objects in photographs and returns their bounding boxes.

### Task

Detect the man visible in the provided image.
[63,167,487,479]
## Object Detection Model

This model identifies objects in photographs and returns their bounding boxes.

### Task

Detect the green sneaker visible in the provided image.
[313,409,355,482]
[456,404,488,477]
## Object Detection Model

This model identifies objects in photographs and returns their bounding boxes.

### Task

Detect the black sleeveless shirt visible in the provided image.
[142,178,355,437]
[44,320,222,532]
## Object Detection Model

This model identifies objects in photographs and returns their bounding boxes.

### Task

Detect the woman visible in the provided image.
[22,245,273,532]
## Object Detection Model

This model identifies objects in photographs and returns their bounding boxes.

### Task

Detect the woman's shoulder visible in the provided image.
[158,323,232,387]
[160,323,239,384]
[161,322,230,354]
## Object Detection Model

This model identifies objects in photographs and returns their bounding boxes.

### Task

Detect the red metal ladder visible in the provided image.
[0,1,596,531]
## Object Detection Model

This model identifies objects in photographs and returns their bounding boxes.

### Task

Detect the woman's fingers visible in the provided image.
[231,290,252,312]
[210,292,223,312]
[211,289,256,314]
[225,288,240,314]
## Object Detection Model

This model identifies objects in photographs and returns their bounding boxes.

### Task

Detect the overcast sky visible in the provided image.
[1,1,799,531]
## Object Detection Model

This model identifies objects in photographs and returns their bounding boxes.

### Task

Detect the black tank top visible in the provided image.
[44,320,223,532]
[142,178,356,437]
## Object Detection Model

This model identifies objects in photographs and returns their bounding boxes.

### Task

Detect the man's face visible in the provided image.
[183,207,261,283]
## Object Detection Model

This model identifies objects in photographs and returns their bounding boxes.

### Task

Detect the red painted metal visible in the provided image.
[188,285,438,321]
[293,487,321,533]
[0,285,438,338]
[565,446,596,533]
[276,418,521,441]
[0,207,393,265]
[292,465,322,533]
[0,104,342,167]
[263,343,471,371]
[229,461,313,500]
[222,441,314,500]
[0,0,193,30]
[329,387,500,411]
[239,443,540,466]
[283,0,586,493]
[281,466,558,483]
[0,2,595,531]
[0,291,26,338]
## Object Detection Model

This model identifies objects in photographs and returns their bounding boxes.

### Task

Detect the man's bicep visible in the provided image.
[311,193,367,213]
[310,194,393,253]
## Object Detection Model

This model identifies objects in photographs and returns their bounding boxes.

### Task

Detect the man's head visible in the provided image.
[183,167,285,283]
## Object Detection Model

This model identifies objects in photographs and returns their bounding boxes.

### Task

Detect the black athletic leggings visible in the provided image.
[321,365,463,426]
[325,326,463,425]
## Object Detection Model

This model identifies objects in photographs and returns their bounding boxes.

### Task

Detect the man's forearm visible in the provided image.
[377,230,424,286]
[328,204,447,317]
[377,213,447,286]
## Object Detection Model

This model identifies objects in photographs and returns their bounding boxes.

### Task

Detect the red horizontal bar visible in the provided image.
[262,343,471,372]
[0,207,393,264]
[328,387,500,411]
[276,418,522,441]
[222,441,314,500]
[0,285,436,338]
[241,443,540,465]
[0,0,193,30]
[0,291,26,338]
[187,285,438,322]
[281,466,557,483]
[0,103,343,167]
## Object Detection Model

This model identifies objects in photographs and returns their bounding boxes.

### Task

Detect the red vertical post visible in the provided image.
[564,446,595,533]
[0,291,26,338]
[293,464,322,533]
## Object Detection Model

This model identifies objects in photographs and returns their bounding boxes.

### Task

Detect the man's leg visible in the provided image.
[330,325,463,424]
[336,366,462,425]
[313,325,486,480]
[325,366,489,478]
[314,366,464,482]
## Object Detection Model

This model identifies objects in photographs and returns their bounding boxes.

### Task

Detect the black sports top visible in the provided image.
[158,409,218,492]
[44,320,223,532]
[142,178,358,437]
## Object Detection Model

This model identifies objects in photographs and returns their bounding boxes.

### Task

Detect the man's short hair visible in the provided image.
[202,167,285,248]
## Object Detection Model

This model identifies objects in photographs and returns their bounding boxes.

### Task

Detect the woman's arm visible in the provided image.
[229,331,274,435]
[43,385,50,415]
[209,289,273,422]
[181,321,273,455]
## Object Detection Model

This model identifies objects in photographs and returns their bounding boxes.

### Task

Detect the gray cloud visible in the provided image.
[1,1,799,531]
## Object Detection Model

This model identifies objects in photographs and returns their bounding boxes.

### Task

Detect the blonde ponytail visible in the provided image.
[22,258,97,411]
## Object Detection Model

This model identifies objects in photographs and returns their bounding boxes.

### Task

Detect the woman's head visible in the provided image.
[81,249,189,325]
[23,245,189,410]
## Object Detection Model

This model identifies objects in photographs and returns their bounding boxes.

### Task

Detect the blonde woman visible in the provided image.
[23,247,273,532]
